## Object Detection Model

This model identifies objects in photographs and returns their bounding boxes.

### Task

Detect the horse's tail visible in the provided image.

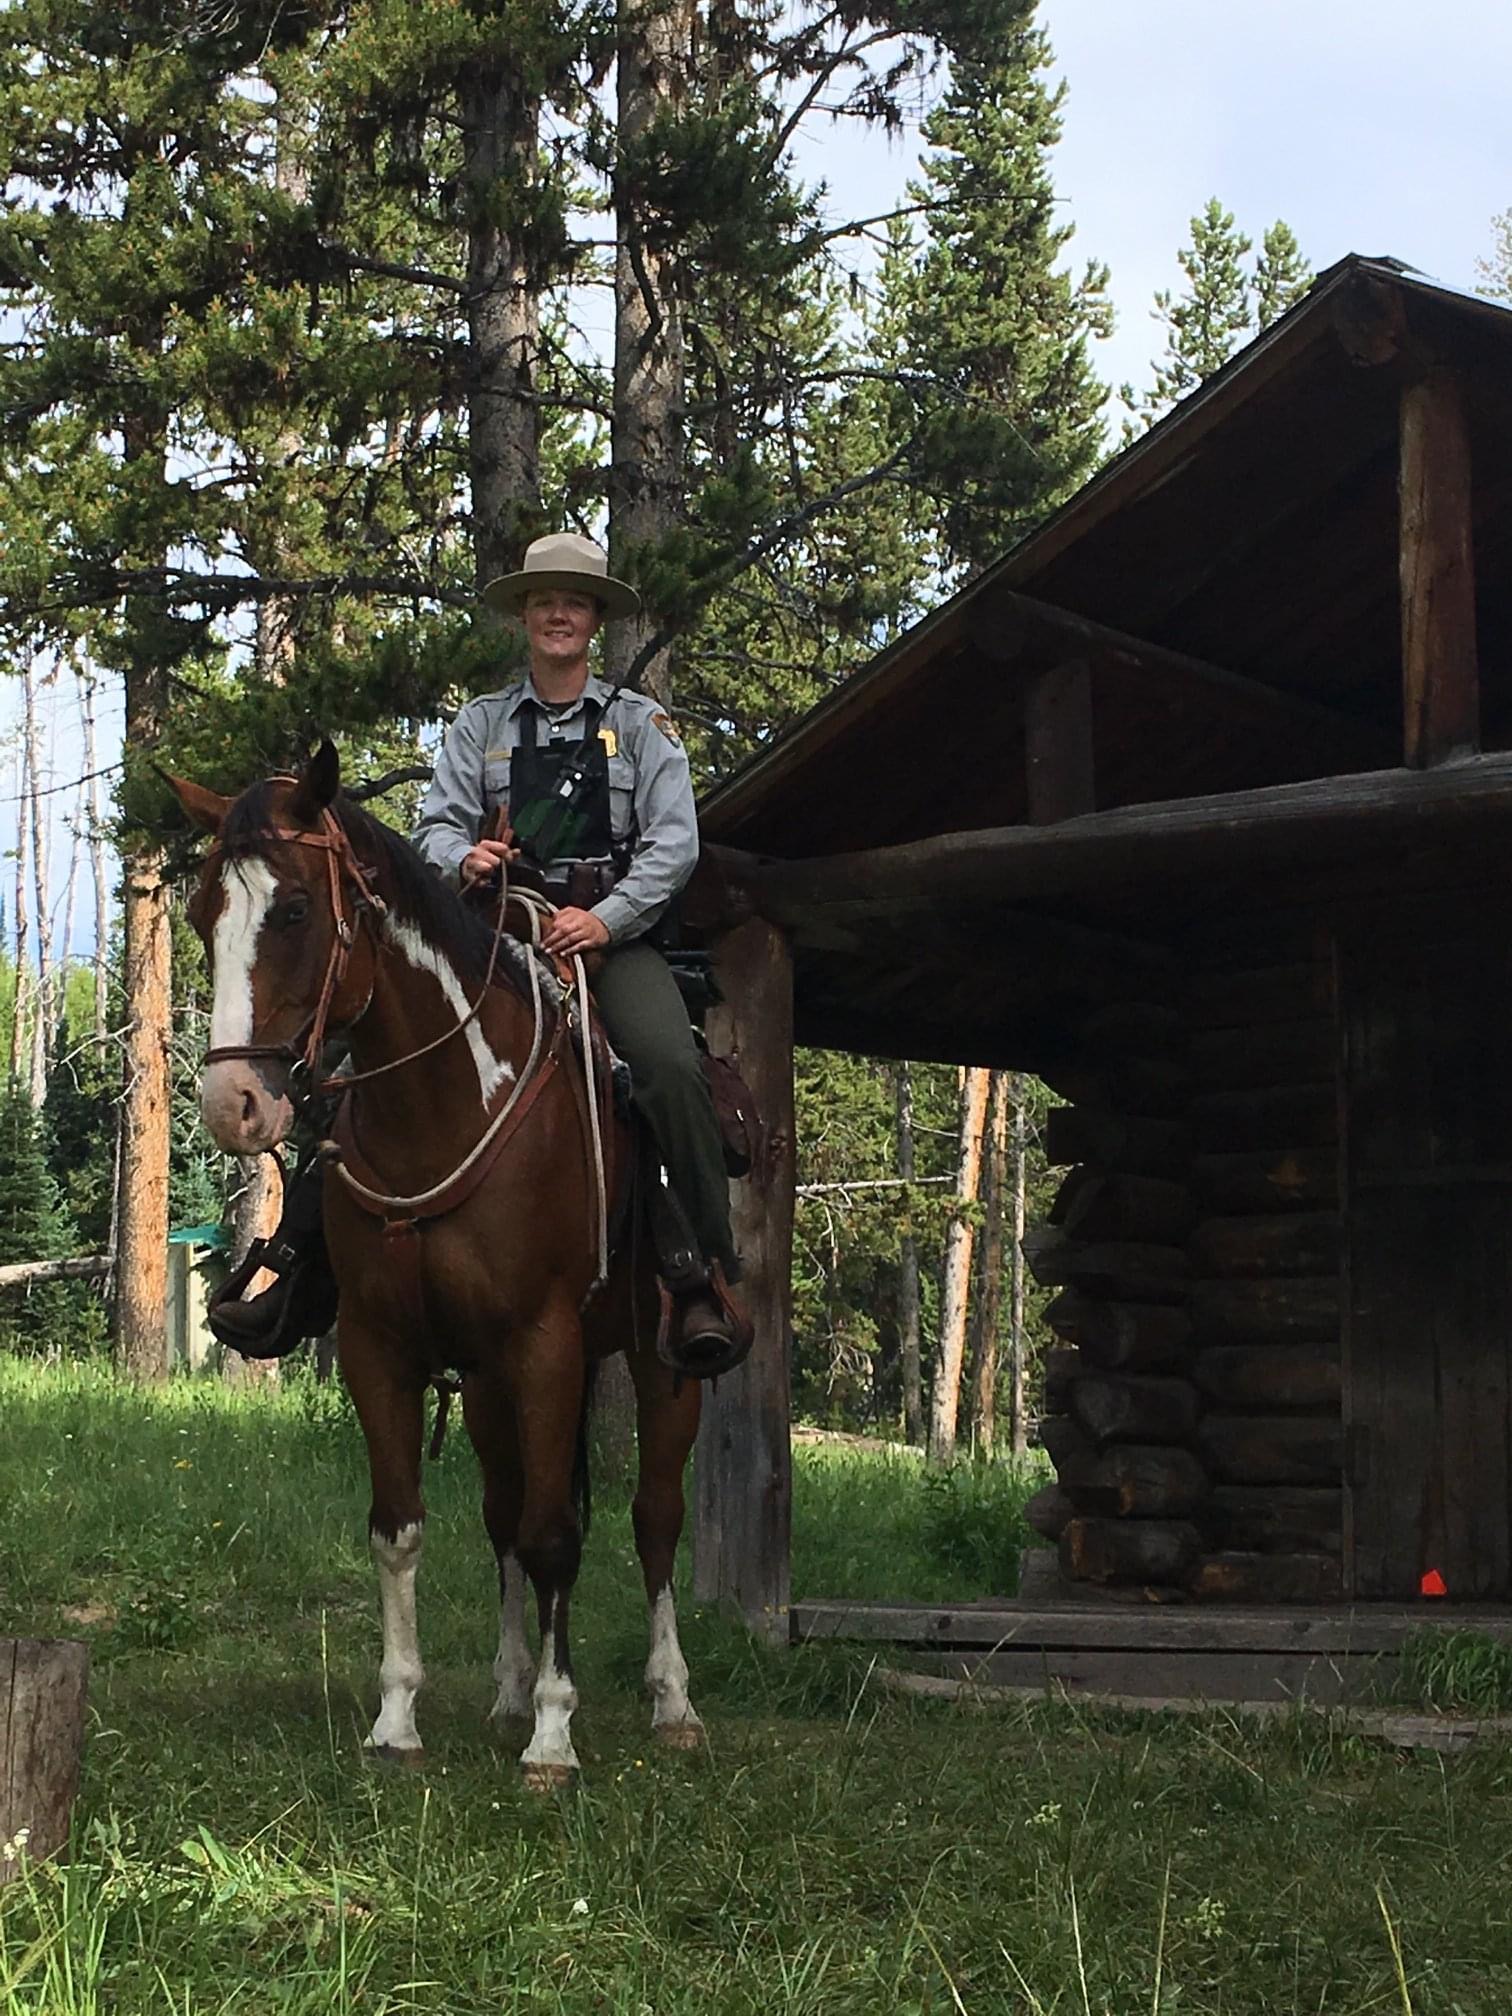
[574,1357,598,1540]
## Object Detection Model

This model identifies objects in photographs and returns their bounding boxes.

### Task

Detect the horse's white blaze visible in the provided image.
[384,915,515,1106]
[209,859,278,1050]
[366,1520,425,1753]
[520,1599,579,1774]
[645,1584,702,1735]
[489,1551,536,1721]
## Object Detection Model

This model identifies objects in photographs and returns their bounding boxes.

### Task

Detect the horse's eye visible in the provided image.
[272,895,311,930]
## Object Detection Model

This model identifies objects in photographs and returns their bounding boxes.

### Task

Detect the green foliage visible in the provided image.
[916,1456,1039,1590]
[1123,198,1314,431]
[0,1082,103,1355]
[1399,1627,1512,1714]
[5,1361,1512,2014]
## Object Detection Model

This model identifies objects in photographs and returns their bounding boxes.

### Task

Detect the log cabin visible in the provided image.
[688,254,1512,1631]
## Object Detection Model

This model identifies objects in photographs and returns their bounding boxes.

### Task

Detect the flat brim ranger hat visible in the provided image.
[481,531,641,619]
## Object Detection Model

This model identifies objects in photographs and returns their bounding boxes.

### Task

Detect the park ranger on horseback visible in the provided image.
[209,531,750,1376]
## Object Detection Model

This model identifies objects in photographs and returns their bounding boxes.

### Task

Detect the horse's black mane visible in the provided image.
[220,781,513,992]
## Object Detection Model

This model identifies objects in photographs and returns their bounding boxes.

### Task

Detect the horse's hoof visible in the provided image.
[521,1761,576,1795]
[654,1720,706,1752]
[368,1742,426,1769]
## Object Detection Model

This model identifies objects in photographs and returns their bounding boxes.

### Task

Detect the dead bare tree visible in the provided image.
[75,658,109,1043]
[24,664,53,1106]
[1008,1075,1029,1457]
[10,743,32,1091]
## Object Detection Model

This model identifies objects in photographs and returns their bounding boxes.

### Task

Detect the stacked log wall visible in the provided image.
[1030,934,1345,1602]
[1187,940,1343,1603]
[1029,1000,1206,1594]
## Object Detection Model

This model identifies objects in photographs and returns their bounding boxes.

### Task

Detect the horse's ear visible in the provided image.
[162,772,231,836]
[289,739,341,826]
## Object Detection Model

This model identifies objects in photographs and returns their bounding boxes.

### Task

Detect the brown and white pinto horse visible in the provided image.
[171,744,706,1787]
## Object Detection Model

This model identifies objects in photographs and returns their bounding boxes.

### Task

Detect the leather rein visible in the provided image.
[202,803,509,1111]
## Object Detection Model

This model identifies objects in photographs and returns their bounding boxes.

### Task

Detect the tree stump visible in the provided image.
[1,1639,89,1882]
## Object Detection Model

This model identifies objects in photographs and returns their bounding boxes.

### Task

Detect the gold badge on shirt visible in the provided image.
[598,726,618,758]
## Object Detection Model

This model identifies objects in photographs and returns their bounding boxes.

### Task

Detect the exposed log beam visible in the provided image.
[969,588,1393,766]
[1400,365,1479,766]
[1025,658,1095,821]
[703,751,1512,930]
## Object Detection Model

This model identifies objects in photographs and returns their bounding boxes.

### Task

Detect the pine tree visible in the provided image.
[1477,210,1512,304]
[1125,198,1253,427]
[0,1082,94,1355]
[901,17,1112,572]
[1254,219,1312,326]
[1124,202,1312,431]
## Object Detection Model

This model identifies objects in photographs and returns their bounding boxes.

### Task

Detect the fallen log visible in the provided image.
[0,1639,89,1885]
[0,1254,112,1289]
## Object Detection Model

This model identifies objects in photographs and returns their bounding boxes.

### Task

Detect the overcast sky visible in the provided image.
[11,0,1512,957]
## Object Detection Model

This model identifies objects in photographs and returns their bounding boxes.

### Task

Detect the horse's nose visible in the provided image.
[201,1059,294,1155]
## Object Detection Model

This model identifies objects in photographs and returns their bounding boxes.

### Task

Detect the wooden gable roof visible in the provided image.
[701,257,1512,861]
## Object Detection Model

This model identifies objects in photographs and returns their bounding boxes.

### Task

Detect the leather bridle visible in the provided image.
[201,803,388,1110]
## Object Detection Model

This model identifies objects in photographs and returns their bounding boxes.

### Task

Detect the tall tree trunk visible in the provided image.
[970,1069,1012,1455]
[1008,1075,1029,1458]
[896,1061,922,1444]
[607,0,692,702]
[24,664,52,1107]
[76,660,109,1043]
[56,780,81,1047]
[113,355,172,1380]
[928,1065,991,1465]
[460,60,541,601]
[9,746,31,1088]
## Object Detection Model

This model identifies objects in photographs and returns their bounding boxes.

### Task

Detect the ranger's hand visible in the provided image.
[542,906,610,958]
[460,836,518,885]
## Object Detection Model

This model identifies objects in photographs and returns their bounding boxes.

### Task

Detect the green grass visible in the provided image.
[4,1360,1512,2012]
[1398,1626,1512,1714]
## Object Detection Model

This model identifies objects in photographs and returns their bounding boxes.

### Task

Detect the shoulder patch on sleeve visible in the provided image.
[650,711,681,745]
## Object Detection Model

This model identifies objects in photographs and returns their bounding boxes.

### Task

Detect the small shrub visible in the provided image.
[918,1458,1034,1593]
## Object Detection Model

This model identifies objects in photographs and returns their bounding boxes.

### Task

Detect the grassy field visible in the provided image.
[2,1361,1510,2013]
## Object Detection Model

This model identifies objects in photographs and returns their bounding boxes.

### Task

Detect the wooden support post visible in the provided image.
[1400,367,1478,766]
[1024,658,1094,823]
[693,917,795,1643]
[1,1639,89,1883]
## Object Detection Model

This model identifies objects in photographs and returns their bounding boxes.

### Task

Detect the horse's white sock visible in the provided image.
[367,1520,425,1753]
[520,1597,579,1774]
[489,1551,536,1721]
[645,1583,702,1734]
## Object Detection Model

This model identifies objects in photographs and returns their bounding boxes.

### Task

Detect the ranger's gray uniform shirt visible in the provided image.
[412,674,699,945]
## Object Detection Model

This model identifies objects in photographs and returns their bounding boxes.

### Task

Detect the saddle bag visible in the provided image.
[699,1044,762,1179]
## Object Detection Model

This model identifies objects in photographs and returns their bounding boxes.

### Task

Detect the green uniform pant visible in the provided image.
[592,939,737,1280]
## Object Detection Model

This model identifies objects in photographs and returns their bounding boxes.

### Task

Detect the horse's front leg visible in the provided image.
[510,1290,588,1791]
[344,1322,429,1763]
[462,1374,535,1723]
[628,1337,705,1748]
